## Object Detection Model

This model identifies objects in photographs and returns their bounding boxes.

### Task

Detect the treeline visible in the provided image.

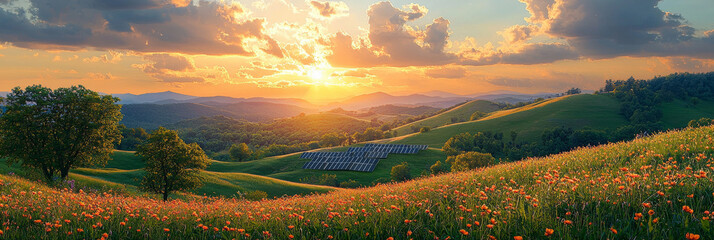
[601,72,714,133]
[436,72,714,171]
[117,114,398,161]
[441,128,609,162]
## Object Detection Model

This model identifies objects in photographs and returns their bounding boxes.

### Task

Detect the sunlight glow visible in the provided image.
[308,69,324,81]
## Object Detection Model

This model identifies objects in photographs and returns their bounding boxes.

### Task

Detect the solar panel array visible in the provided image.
[301,144,427,172]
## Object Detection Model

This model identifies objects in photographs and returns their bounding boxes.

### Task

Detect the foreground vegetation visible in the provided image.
[1,126,712,239]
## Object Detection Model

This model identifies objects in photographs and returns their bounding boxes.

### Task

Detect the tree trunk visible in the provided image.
[60,168,69,181]
[163,191,169,201]
[42,167,54,183]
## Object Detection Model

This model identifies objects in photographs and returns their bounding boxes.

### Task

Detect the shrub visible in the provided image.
[339,179,360,188]
[448,152,495,172]
[244,190,268,200]
[470,111,487,121]
[429,160,449,175]
[390,162,411,181]
[688,118,713,128]
[318,174,338,187]
[419,127,431,133]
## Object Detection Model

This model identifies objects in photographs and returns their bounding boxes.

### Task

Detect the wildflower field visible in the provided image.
[1,126,713,239]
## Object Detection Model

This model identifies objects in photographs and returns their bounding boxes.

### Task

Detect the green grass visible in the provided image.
[390,94,629,148]
[1,150,335,198]
[2,125,713,239]
[392,100,501,136]
[206,147,447,187]
[660,99,714,128]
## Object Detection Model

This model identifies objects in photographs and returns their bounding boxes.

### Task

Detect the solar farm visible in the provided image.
[300,143,428,172]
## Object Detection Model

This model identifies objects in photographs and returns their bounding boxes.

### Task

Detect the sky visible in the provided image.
[0,0,713,102]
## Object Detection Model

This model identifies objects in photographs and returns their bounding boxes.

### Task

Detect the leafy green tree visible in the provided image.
[688,118,714,128]
[137,128,210,201]
[419,126,431,133]
[449,152,495,172]
[429,160,449,175]
[0,85,122,182]
[318,174,338,187]
[339,179,360,188]
[319,133,342,147]
[442,133,474,156]
[470,111,487,121]
[229,143,252,162]
[390,162,411,182]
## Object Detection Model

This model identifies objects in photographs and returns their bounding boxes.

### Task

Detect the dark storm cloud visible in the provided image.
[0,0,281,56]
[520,0,714,59]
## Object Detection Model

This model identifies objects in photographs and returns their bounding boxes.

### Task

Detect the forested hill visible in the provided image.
[120,102,315,129]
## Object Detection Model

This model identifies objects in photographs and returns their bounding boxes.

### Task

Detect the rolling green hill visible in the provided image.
[206,147,447,186]
[3,125,713,239]
[660,98,714,128]
[390,94,628,147]
[0,151,334,198]
[392,100,502,136]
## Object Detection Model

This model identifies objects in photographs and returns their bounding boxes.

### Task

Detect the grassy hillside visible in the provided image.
[0,151,334,198]
[661,99,714,128]
[391,94,628,147]
[2,125,712,239]
[392,100,502,136]
[206,147,447,186]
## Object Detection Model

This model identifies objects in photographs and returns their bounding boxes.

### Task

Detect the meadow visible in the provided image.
[1,125,712,239]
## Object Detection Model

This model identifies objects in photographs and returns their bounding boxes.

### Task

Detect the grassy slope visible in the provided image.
[206,147,447,186]
[392,100,502,136]
[2,126,712,239]
[390,94,628,147]
[1,151,334,198]
[661,99,714,128]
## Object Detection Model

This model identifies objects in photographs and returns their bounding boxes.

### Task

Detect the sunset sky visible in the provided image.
[1,0,713,101]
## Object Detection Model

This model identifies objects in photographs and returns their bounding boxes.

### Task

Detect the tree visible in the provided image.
[419,126,431,133]
[448,152,495,172]
[689,118,714,128]
[470,111,487,121]
[430,160,449,175]
[390,162,411,181]
[319,133,342,147]
[566,88,581,95]
[0,85,122,183]
[229,143,252,162]
[137,127,210,201]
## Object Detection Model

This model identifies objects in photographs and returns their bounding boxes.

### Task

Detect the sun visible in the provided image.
[308,69,324,81]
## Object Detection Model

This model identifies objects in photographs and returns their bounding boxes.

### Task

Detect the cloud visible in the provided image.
[500,25,539,44]
[141,54,195,73]
[425,66,466,79]
[332,69,373,78]
[518,0,713,59]
[657,57,714,72]
[133,53,232,83]
[0,0,282,56]
[326,2,456,67]
[84,72,116,81]
[309,0,349,19]
[82,51,124,63]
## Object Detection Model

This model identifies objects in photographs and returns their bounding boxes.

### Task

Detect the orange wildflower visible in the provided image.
[545,228,554,236]
[686,233,701,240]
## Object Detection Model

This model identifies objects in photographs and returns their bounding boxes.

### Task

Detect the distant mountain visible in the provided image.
[331,92,472,110]
[0,91,8,98]
[367,105,441,116]
[121,102,316,129]
[155,96,315,108]
[114,91,195,104]
[111,91,316,108]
